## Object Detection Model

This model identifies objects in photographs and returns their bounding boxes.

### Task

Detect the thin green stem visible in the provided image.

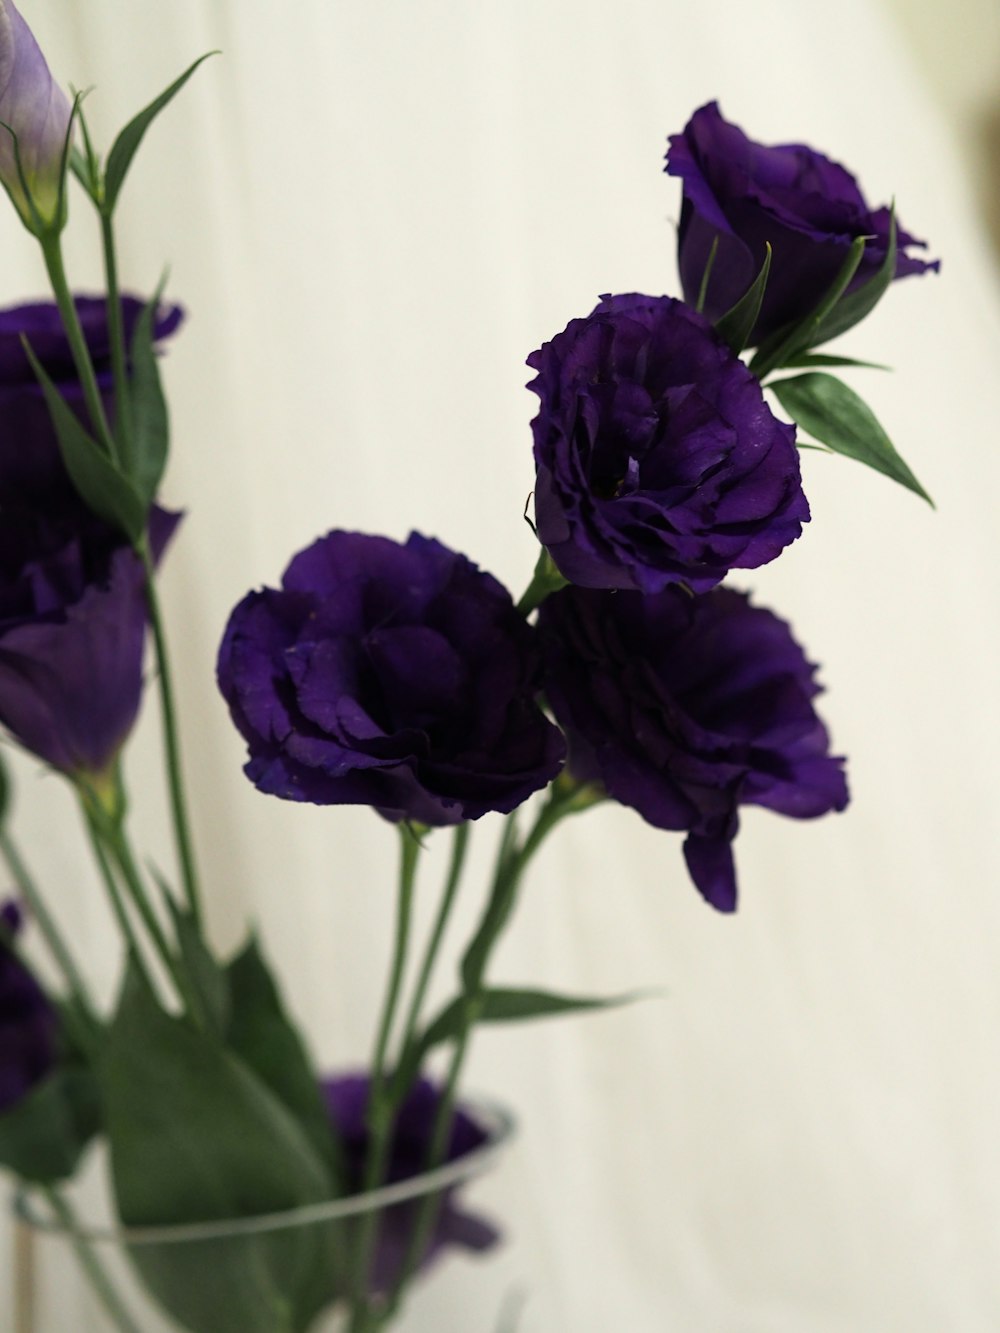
[100,212,133,452]
[0,828,98,1034]
[140,541,204,930]
[105,818,203,1023]
[80,805,158,1000]
[347,827,421,1329]
[43,1188,142,1333]
[384,793,579,1320]
[39,234,118,462]
[393,823,470,1082]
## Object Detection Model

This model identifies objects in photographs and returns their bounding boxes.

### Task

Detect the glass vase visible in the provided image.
[9,1096,515,1333]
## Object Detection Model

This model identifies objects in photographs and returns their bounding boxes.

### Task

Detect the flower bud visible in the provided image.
[0,0,71,232]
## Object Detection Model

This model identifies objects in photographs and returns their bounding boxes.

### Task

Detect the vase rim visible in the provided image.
[11,1092,517,1248]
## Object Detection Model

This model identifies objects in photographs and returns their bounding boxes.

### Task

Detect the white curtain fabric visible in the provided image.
[3,2,1000,1330]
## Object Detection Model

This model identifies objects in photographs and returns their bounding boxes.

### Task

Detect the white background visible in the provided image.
[3,2,1000,1329]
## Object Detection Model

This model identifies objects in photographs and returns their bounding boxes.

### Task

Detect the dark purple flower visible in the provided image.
[217,530,565,823]
[665,101,939,345]
[0,297,183,776]
[322,1073,499,1294]
[0,297,183,503]
[0,0,72,231]
[537,584,848,912]
[529,293,807,594]
[0,901,59,1115]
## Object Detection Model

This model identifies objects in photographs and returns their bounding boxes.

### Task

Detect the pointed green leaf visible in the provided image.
[393,986,648,1103]
[770,371,932,504]
[100,962,333,1333]
[750,234,867,378]
[784,352,890,372]
[427,986,647,1044]
[128,279,171,505]
[226,939,342,1186]
[21,338,145,541]
[714,242,771,355]
[104,53,219,215]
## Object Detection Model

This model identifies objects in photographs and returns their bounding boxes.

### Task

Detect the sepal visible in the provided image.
[714,243,771,355]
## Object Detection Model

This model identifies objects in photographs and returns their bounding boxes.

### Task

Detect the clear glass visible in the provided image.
[9,1097,515,1333]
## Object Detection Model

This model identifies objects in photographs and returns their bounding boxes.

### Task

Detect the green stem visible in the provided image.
[80,805,159,1000]
[100,212,133,453]
[140,541,204,930]
[39,234,118,462]
[0,828,99,1037]
[105,818,204,1024]
[384,792,579,1321]
[392,823,470,1088]
[347,827,421,1328]
[43,1188,143,1333]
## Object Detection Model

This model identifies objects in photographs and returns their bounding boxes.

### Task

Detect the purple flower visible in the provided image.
[529,293,807,594]
[0,901,58,1115]
[665,101,939,345]
[537,584,848,912]
[0,297,183,504]
[0,1,72,231]
[217,530,565,823]
[0,297,183,776]
[322,1073,499,1295]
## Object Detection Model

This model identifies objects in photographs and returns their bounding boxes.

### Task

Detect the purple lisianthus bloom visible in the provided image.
[217,530,565,823]
[323,1073,499,1295]
[0,901,59,1115]
[0,297,183,776]
[0,0,72,231]
[537,584,848,912]
[0,297,184,504]
[529,293,807,594]
[665,101,939,345]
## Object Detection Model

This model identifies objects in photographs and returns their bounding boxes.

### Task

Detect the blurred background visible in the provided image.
[3,1,1000,1330]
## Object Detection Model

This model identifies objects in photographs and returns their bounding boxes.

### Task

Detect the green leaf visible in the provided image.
[770,371,932,505]
[395,986,648,1096]
[127,279,171,506]
[0,1065,100,1184]
[21,338,145,542]
[225,939,342,1187]
[714,242,771,355]
[425,986,646,1048]
[784,352,890,372]
[750,234,867,378]
[101,963,334,1333]
[163,893,230,1036]
[104,54,219,216]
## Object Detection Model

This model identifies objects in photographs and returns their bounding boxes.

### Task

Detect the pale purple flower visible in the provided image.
[0,1,72,231]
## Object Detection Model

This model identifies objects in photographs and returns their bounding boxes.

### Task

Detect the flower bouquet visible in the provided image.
[0,5,938,1331]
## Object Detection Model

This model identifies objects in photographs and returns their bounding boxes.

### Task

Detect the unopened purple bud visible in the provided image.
[0,1,72,232]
